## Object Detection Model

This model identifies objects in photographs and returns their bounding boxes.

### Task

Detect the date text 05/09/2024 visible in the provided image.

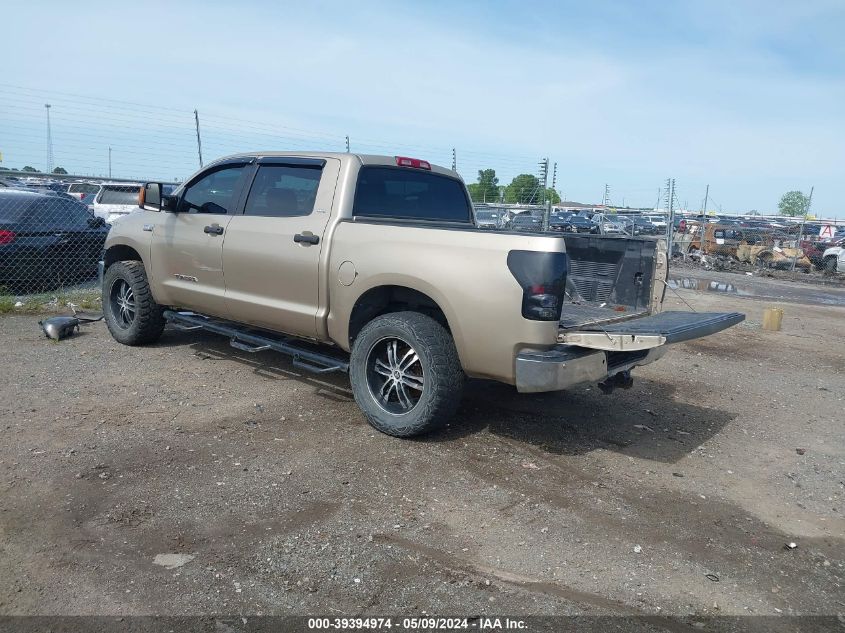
[307,617,527,630]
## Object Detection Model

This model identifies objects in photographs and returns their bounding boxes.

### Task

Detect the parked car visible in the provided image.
[822,245,845,273]
[0,190,108,292]
[557,214,596,233]
[474,209,504,229]
[645,215,667,230]
[93,183,142,223]
[510,212,543,232]
[101,151,743,437]
[632,216,660,235]
[67,181,101,199]
[592,214,626,235]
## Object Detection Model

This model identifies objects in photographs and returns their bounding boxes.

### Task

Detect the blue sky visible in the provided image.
[2,0,844,215]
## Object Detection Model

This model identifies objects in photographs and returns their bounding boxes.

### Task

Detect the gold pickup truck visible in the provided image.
[100,152,743,436]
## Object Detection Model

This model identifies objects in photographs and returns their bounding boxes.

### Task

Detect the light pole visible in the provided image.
[44,104,54,173]
[108,146,112,179]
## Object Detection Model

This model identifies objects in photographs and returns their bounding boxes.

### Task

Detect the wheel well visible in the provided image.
[104,244,142,268]
[349,286,449,347]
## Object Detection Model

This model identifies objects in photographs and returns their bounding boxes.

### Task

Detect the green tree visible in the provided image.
[778,190,810,217]
[21,165,37,172]
[505,174,541,204]
[466,169,500,203]
[52,166,68,175]
[544,188,561,204]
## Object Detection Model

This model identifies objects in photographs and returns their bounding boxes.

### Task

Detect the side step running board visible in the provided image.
[163,310,349,375]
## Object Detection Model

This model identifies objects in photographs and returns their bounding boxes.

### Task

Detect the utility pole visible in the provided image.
[538,158,550,230]
[665,178,676,255]
[108,146,112,179]
[194,109,203,168]
[451,148,456,171]
[551,162,557,191]
[602,184,611,207]
[345,136,350,152]
[702,184,709,215]
[44,104,53,173]
[538,158,549,205]
[791,186,813,271]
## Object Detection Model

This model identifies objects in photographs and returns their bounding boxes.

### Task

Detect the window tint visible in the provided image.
[180,165,247,215]
[0,196,35,223]
[27,199,91,227]
[244,165,322,217]
[69,183,100,194]
[98,186,139,205]
[352,167,471,222]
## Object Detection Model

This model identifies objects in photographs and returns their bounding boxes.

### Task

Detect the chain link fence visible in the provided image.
[0,184,109,301]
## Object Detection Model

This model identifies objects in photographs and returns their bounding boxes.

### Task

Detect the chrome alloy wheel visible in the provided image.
[366,337,425,415]
[109,279,136,329]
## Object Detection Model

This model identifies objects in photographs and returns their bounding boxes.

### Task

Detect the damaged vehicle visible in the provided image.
[100,152,744,437]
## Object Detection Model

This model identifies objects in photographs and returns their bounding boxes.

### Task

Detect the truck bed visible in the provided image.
[558,303,647,329]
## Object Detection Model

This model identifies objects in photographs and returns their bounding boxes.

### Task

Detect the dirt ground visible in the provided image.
[0,281,843,619]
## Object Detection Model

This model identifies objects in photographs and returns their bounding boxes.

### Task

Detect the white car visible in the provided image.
[645,215,667,229]
[93,183,142,223]
[67,181,101,200]
[822,246,844,273]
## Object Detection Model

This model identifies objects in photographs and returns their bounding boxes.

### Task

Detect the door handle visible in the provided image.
[204,224,224,235]
[294,233,319,245]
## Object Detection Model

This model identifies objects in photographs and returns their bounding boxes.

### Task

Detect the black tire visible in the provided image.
[350,311,464,438]
[102,260,166,345]
[824,257,837,274]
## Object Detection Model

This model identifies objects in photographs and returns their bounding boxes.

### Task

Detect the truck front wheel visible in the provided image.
[102,260,166,345]
[350,311,464,437]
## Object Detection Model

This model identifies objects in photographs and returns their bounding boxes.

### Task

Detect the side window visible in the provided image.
[243,165,323,218]
[179,165,247,215]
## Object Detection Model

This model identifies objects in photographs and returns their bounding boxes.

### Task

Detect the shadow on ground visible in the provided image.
[156,327,734,465]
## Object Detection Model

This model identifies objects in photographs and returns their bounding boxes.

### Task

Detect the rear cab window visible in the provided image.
[352,166,471,223]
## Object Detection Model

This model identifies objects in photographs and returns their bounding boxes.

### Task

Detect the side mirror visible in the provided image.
[140,182,163,211]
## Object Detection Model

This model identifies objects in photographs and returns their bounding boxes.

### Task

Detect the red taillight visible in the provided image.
[679,219,686,233]
[0,230,16,245]
[530,284,546,294]
[395,156,431,170]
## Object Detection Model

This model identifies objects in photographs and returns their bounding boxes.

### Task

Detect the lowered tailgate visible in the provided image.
[559,311,745,351]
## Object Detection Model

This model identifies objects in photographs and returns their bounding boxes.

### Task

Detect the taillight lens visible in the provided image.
[395,156,431,170]
[507,250,567,321]
[0,230,16,245]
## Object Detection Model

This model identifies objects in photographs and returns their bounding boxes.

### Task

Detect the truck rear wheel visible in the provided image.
[350,311,464,437]
[824,256,837,274]
[103,261,166,345]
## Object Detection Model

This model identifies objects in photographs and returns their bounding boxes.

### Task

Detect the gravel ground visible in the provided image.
[0,283,842,619]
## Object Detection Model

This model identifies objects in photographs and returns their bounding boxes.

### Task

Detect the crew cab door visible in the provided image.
[149,161,251,317]
[222,157,340,339]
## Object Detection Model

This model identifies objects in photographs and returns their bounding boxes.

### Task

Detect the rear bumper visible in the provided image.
[515,345,667,393]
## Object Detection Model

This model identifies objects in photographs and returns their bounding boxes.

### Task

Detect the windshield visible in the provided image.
[98,186,139,205]
[476,211,498,219]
